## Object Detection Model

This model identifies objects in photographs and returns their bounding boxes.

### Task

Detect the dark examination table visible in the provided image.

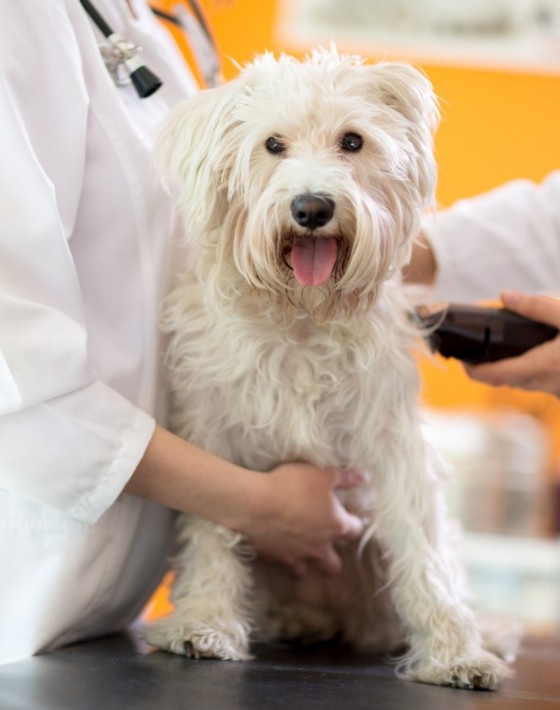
[0,628,558,709]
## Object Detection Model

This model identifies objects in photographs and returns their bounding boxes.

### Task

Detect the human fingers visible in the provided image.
[464,355,540,389]
[332,468,366,490]
[463,292,560,392]
[464,336,560,392]
[337,508,365,540]
[289,560,308,578]
[313,545,343,576]
[501,290,560,328]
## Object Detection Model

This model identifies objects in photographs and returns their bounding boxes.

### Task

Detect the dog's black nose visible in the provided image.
[291,194,335,230]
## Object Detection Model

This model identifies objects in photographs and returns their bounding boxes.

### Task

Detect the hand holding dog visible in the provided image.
[127,427,363,574]
[465,291,560,397]
[245,464,365,576]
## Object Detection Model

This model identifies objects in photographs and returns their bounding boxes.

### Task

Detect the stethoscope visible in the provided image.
[79,0,223,98]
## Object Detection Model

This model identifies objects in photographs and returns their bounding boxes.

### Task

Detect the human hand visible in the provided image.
[464,291,560,397]
[240,463,365,576]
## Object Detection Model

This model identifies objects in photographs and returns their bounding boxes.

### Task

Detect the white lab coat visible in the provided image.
[425,171,560,302]
[0,0,197,664]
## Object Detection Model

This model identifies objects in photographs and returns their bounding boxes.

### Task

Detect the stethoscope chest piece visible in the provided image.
[100,34,142,86]
[99,34,162,97]
[80,0,162,98]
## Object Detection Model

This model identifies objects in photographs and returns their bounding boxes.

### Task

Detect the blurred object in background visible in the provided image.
[278,0,560,73]
[424,409,560,635]
[424,409,551,537]
[460,532,560,636]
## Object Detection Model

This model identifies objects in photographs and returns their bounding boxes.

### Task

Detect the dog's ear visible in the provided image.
[154,79,243,234]
[365,62,439,134]
[367,62,439,209]
[364,62,439,267]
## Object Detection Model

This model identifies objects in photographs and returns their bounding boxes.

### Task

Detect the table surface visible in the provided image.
[1,630,559,710]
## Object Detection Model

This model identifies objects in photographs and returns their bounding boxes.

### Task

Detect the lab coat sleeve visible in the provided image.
[424,171,560,302]
[0,1,155,523]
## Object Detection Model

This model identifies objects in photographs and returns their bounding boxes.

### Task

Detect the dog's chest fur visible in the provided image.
[165,277,418,478]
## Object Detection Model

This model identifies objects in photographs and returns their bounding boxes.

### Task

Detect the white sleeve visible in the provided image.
[0,2,155,523]
[424,172,560,302]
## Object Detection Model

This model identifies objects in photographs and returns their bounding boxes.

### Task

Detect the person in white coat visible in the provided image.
[404,171,560,396]
[0,0,364,666]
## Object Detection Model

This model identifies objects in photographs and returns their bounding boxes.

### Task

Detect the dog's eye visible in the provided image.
[265,136,286,155]
[341,132,363,152]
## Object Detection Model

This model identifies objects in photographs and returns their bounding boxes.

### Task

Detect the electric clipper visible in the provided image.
[415,303,558,364]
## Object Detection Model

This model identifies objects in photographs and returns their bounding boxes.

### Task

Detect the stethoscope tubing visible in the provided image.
[79,0,163,97]
[80,0,222,95]
[80,0,113,38]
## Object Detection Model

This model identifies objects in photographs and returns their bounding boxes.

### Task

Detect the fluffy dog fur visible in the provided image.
[146,48,515,689]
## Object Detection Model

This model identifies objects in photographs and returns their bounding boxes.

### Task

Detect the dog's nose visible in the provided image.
[291,194,335,230]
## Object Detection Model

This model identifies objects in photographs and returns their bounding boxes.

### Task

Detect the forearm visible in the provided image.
[414,174,560,301]
[402,231,437,286]
[125,425,266,532]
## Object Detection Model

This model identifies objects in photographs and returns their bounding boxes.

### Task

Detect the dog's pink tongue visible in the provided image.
[291,237,338,286]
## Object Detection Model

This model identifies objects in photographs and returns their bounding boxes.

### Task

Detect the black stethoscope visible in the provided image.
[79,0,222,98]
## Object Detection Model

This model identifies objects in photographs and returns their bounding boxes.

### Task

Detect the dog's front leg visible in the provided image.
[369,424,511,689]
[145,516,254,661]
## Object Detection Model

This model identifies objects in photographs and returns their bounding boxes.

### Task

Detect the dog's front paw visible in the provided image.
[409,649,512,690]
[145,617,251,661]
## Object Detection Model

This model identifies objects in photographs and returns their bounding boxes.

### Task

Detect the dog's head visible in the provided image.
[158,47,438,321]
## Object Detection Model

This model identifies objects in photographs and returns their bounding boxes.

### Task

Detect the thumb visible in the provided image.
[315,546,343,576]
[502,291,560,329]
[332,468,365,490]
[338,508,365,540]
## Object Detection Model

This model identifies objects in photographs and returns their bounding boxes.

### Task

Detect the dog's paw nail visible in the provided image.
[184,641,198,659]
[472,674,484,689]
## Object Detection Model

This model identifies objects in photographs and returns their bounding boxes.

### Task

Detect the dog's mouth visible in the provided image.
[283,235,339,286]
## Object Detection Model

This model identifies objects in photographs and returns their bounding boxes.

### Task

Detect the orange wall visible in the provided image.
[155,0,560,454]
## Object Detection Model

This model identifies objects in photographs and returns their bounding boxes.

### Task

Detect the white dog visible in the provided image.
[146,48,515,689]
